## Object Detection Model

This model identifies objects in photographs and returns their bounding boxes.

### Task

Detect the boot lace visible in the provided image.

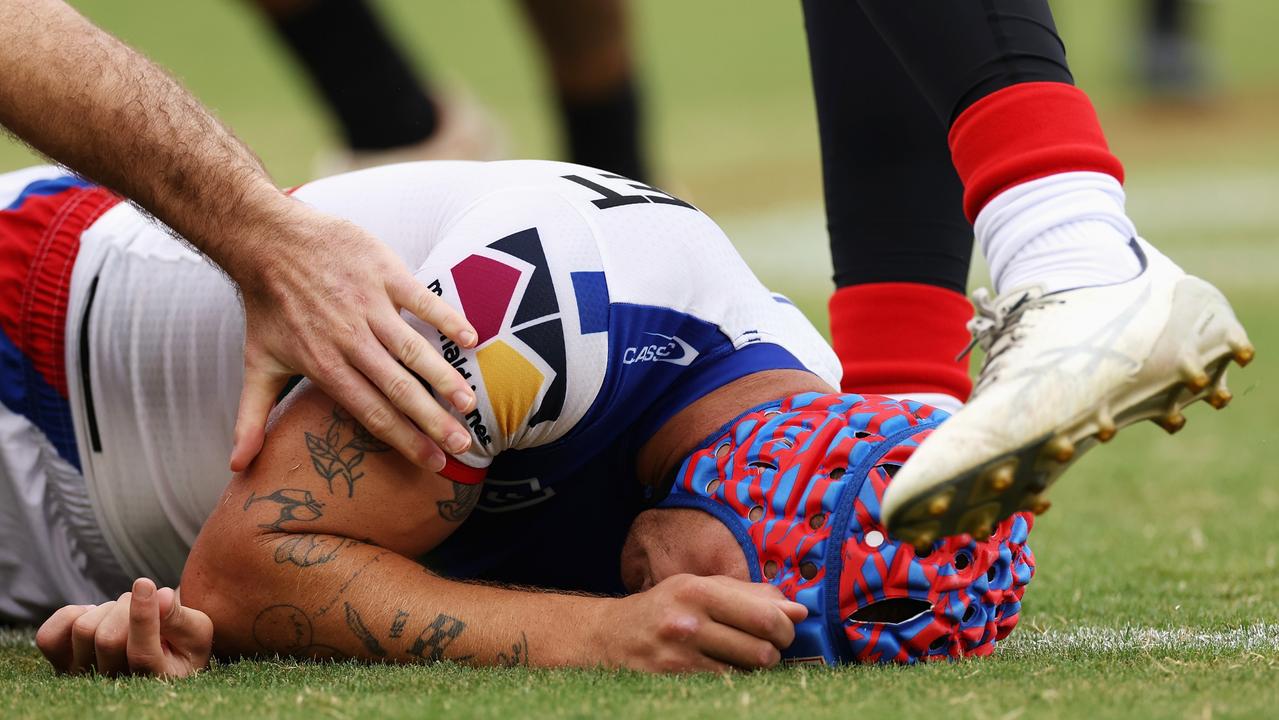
[958,288,1063,396]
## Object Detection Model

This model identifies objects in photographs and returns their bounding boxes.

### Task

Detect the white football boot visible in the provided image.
[882,238,1253,549]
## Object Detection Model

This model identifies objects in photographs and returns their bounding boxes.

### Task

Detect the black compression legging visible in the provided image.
[803,0,1075,293]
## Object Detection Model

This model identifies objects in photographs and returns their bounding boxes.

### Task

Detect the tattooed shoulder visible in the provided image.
[244,489,324,531]
[437,481,482,523]
[304,404,393,498]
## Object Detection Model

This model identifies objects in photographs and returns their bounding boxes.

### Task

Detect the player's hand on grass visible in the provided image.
[600,574,807,673]
[224,200,479,473]
[36,578,213,678]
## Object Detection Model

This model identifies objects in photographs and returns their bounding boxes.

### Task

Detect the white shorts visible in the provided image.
[0,166,131,622]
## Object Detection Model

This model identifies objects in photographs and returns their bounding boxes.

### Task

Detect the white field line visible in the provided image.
[718,171,1279,294]
[999,623,1279,657]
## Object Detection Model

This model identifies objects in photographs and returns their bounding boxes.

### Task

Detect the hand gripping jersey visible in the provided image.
[0,161,839,618]
[660,393,1036,664]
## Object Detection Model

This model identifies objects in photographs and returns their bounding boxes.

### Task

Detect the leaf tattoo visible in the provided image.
[305,405,392,497]
[350,419,391,452]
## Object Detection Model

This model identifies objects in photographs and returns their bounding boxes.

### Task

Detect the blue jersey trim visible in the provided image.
[0,325,80,469]
[570,271,609,334]
[4,175,93,211]
[490,302,816,483]
[631,342,811,445]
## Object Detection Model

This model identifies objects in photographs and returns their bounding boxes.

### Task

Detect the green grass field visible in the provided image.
[3,2,1278,718]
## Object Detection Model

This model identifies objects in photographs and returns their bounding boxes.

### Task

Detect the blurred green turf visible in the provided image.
[2,2,1278,718]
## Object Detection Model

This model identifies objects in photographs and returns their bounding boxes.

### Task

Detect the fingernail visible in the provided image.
[430,452,447,473]
[460,330,478,348]
[446,432,470,454]
[135,582,153,600]
[451,390,474,412]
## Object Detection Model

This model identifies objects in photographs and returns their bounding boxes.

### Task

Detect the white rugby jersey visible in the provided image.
[2,161,839,616]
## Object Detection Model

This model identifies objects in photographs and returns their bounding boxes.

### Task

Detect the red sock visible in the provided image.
[949,82,1124,223]
[828,282,973,401]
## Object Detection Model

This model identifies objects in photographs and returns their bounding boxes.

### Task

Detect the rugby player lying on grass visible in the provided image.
[7,160,1034,676]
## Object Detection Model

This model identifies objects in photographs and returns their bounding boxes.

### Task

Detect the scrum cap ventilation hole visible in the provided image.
[748,505,765,522]
[799,562,819,580]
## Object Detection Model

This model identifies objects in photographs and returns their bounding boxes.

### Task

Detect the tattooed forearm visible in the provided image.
[343,602,388,657]
[408,613,467,663]
[244,489,324,531]
[390,610,409,638]
[315,550,393,616]
[304,405,393,497]
[496,631,530,667]
[251,604,346,659]
[436,481,482,522]
[253,604,314,654]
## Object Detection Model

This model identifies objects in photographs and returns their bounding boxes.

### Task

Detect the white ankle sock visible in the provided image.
[885,392,964,415]
[976,171,1143,295]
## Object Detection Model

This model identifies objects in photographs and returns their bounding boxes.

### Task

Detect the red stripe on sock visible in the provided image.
[949,82,1124,223]
[828,283,973,401]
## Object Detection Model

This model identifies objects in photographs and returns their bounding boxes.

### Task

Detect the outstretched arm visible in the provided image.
[179,381,804,671]
[0,0,477,472]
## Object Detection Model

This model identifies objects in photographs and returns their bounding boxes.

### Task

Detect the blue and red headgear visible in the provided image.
[658,393,1035,665]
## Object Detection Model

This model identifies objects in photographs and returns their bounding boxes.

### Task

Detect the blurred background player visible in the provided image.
[1140,0,1212,100]
[252,0,649,181]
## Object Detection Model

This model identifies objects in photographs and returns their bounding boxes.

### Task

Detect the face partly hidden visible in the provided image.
[619,507,747,593]
[617,393,1036,665]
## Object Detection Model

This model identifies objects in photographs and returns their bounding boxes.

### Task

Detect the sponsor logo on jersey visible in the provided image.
[427,280,493,447]
[622,332,699,367]
[431,228,569,443]
[475,476,557,513]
